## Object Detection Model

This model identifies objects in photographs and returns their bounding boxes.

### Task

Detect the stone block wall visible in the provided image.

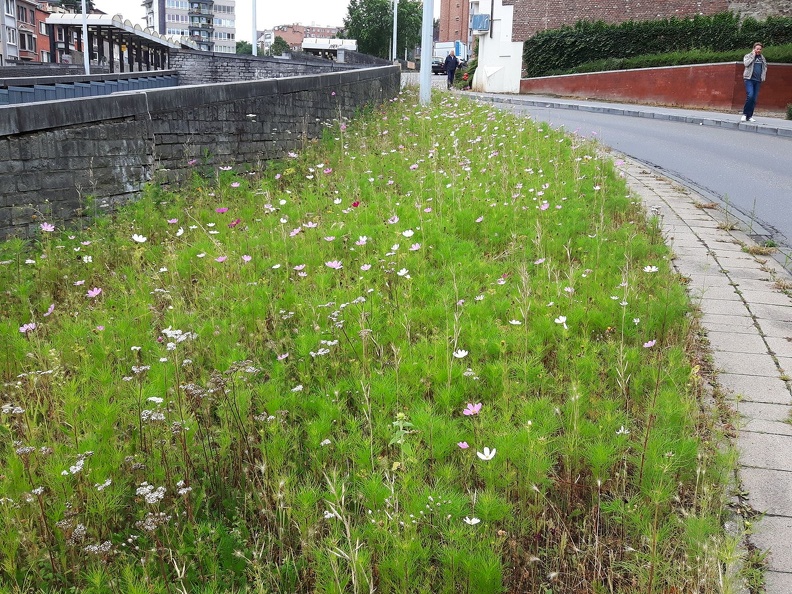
[503,0,791,42]
[169,49,389,85]
[0,66,400,240]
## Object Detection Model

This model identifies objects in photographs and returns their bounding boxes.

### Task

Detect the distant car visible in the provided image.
[431,59,446,75]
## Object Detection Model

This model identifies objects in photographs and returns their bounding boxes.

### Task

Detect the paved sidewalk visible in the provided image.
[620,159,792,592]
[468,92,792,138]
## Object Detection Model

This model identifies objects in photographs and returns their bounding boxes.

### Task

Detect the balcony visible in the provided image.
[188,8,212,16]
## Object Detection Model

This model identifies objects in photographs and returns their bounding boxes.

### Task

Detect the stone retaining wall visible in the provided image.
[0,66,400,240]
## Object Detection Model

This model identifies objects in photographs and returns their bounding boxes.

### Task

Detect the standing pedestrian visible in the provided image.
[742,42,767,122]
[444,50,459,90]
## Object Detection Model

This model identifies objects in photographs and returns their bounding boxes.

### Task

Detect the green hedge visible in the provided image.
[524,12,792,77]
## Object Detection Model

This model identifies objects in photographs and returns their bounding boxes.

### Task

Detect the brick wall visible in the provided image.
[503,0,792,42]
[519,61,792,111]
[0,66,400,240]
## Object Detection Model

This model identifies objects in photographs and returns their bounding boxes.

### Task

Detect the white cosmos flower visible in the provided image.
[176,227,184,237]
[509,320,522,325]
[554,316,568,329]
[402,229,414,237]
[477,447,496,461]
[463,517,481,525]
[132,234,147,243]
[643,265,659,273]
[452,349,468,359]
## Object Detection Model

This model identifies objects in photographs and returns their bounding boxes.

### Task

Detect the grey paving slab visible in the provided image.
[712,352,779,377]
[726,267,776,282]
[700,299,752,317]
[750,516,792,572]
[765,571,792,594]
[738,289,792,306]
[737,431,792,471]
[706,331,769,354]
[690,285,741,301]
[738,401,791,423]
[742,418,792,436]
[766,337,792,358]
[754,318,792,339]
[701,314,758,334]
[751,303,792,322]
[775,357,792,376]
[718,373,792,404]
[740,468,792,516]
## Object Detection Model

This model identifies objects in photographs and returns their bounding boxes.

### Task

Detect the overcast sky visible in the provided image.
[92,0,354,42]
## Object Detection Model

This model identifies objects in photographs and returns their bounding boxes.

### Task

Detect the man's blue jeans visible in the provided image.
[743,79,761,119]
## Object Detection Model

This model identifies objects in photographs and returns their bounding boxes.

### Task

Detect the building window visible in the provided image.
[4,0,14,16]
[41,50,51,61]
[19,33,35,51]
[6,26,17,45]
[39,21,47,35]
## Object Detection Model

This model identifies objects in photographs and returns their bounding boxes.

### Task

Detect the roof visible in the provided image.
[45,13,199,50]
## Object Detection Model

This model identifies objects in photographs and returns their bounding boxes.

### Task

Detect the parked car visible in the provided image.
[431,59,446,75]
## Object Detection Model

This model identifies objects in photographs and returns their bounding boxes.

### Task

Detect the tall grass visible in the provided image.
[0,90,738,593]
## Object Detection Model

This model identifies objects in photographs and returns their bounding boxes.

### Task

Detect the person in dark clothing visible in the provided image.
[444,50,459,90]
[742,42,767,122]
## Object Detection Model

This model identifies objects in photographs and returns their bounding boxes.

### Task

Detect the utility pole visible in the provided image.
[419,0,433,103]
[391,0,398,63]
[81,0,90,74]
[252,0,257,56]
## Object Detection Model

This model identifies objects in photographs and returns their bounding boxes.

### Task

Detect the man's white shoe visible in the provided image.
[740,115,747,122]
[748,117,757,122]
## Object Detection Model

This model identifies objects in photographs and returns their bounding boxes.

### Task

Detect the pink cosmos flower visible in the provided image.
[293,264,306,270]
[231,182,240,188]
[188,159,198,166]
[351,201,360,208]
[19,322,36,334]
[228,218,241,228]
[457,441,469,449]
[86,287,102,298]
[40,222,55,232]
[167,219,178,224]
[74,280,85,286]
[242,255,252,263]
[409,164,418,170]
[277,353,289,361]
[540,202,550,211]
[387,215,399,225]
[325,260,343,270]
[534,258,545,265]
[323,168,333,174]
[96,325,105,331]
[215,207,229,214]
[360,264,372,271]
[409,243,421,251]
[643,340,656,348]
[475,216,484,223]
[43,303,55,317]
[463,402,482,416]
[215,256,227,263]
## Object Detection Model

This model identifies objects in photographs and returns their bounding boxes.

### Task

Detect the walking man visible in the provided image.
[742,42,767,122]
[444,50,459,90]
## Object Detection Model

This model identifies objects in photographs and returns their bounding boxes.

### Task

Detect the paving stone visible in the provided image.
[738,289,792,306]
[742,418,792,436]
[737,431,792,471]
[718,373,792,404]
[752,303,792,322]
[712,351,780,377]
[738,401,790,422]
[740,468,792,516]
[690,285,741,300]
[750,515,792,572]
[726,267,775,281]
[700,298,752,316]
[755,318,792,339]
[701,313,757,334]
[766,336,792,358]
[706,330,768,354]
[765,571,792,594]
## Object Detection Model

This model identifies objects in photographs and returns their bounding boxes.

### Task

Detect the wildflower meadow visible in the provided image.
[0,90,738,593]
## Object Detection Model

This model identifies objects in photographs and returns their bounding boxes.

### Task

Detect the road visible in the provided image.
[499,103,792,252]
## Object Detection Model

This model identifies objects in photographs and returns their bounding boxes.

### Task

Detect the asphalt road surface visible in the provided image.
[502,104,792,251]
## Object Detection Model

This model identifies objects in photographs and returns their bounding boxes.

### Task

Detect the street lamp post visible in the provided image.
[82,0,90,74]
[252,0,258,56]
[419,0,433,103]
[391,0,398,64]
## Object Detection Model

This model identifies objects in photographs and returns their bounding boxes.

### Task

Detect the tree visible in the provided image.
[270,36,290,56]
[343,0,422,59]
[236,41,253,55]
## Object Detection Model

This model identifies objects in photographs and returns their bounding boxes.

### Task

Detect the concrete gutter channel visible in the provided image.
[469,93,792,591]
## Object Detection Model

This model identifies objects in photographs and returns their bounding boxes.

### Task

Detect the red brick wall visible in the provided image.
[439,0,471,42]
[503,0,730,41]
[519,62,792,111]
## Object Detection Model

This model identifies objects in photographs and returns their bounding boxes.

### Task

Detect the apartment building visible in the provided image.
[143,0,236,53]
[271,23,340,52]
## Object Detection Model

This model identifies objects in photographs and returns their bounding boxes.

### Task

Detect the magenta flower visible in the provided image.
[43,303,55,317]
[19,322,36,334]
[409,164,418,170]
[325,260,343,270]
[242,255,252,263]
[293,264,305,270]
[215,207,229,214]
[540,202,549,211]
[40,222,55,232]
[86,287,102,298]
[188,159,198,166]
[643,340,656,348]
[228,218,241,228]
[457,441,469,449]
[167,218,178,224]
[96,325,105,331]
[387,215,399,225]
[215,256,227,263]
[277,353,289,361]
[463,402,482,416]
[323,168,333,174]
